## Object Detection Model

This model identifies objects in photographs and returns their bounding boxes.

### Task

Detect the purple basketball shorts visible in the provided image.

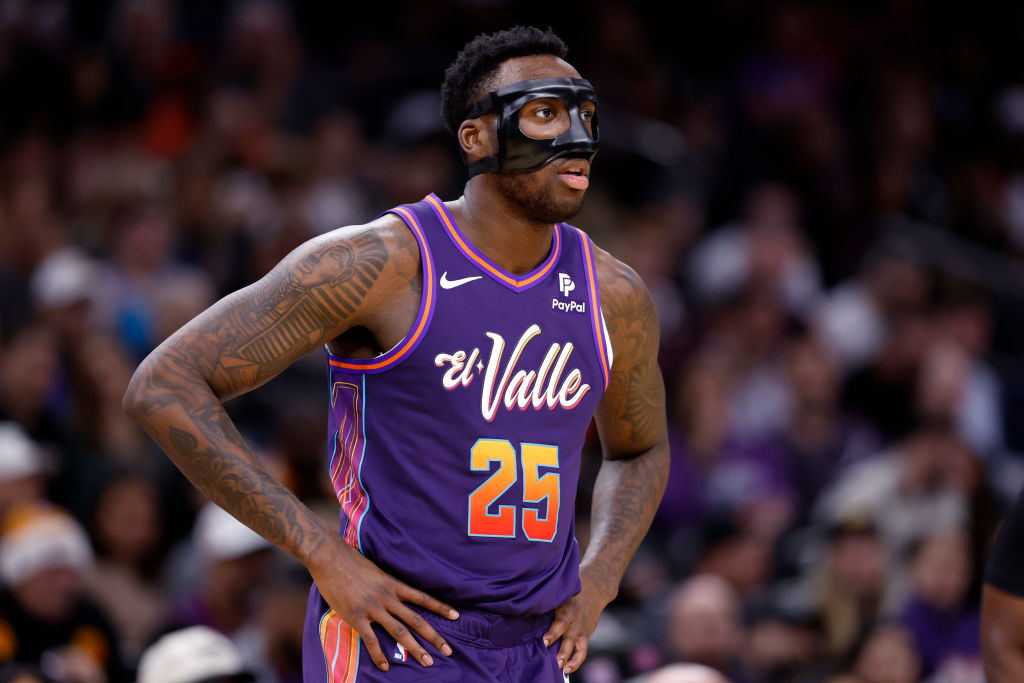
[302,584,569,682]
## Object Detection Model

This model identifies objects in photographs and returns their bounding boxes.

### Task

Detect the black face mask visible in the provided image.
[464,77,599,178]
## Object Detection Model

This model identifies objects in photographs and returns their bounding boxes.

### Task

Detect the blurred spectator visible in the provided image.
[0,501,124,682]
[607,195,701,382]
[813,420,970,567]
[249,566,310,683]
[90,201,214,361]
[691,515,775,601]
[841,307,934,444]
[27,246,100,348]
[4,171,67,280]
[740,589,826,683]
[0,325,79,511]
[0,325,63,439]
[368,92,459,208]
[0,663,52,683]
[779,326,882,522]
[137,625,255,683]
[685,276,799,445]
[299,109,373,235]
[83,470,168,670]
[866,66,947,228]
[0,422,48,522]
[808,514,894,669]
[687,181,822,318]
[218,0,302,127]
[850,621,923,683]
[661,573,748,682]
[929,292,1005,459]
[69,332,153,467]
[161,503,274,671]
[643,662,731,683]
[810,239,930,379]
[897,529,982,679]
[657,345,797,548]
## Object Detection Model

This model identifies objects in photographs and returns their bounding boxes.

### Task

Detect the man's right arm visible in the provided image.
[123,218,456,672]
[982,486,1024,682]
[982,584,1024,682]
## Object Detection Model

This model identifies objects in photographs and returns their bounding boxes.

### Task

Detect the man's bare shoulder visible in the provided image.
[587,238,667,458]
[310,213,420,277]
[276,212,422,309]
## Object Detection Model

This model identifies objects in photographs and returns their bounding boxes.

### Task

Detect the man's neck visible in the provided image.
[447,181,556,276]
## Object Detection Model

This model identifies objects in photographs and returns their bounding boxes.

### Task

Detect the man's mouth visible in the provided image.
[557,161,590,189]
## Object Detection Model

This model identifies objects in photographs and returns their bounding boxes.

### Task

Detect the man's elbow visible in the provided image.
[122,355,175,422]
[122,361,151,421]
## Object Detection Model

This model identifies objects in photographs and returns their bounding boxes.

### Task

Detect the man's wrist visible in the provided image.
[579,561,620,606]
[289,515,342,570]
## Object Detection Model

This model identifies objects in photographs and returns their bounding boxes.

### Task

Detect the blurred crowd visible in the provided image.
[1,1,1024,682]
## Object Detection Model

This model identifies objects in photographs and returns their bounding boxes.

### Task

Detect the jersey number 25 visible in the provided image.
[468,439,560,542]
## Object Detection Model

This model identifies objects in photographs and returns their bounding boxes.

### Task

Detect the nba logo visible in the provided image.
[558,273,575,297]
[393,643,408,662]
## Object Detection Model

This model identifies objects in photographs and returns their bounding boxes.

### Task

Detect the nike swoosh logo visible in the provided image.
[440,272,483,289]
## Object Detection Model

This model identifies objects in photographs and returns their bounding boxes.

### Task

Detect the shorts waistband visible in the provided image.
[409,603,554,649]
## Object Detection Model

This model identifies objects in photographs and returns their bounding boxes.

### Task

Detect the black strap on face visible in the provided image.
[463,77,599,178]
[466,154,502,176]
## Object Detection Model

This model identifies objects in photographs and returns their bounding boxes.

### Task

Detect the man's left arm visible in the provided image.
[543,255,670,674]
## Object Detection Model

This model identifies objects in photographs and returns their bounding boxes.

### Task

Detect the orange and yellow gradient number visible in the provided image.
[468,439,560,542]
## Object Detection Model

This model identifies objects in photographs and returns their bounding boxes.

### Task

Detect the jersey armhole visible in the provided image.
[600,309,614,371]
[577,227,612,390]
[326,206,436,374]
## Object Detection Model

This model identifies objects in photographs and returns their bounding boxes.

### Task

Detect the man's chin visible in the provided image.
[552,195,586,222]
[491,168,588,224]
[527,197,585,225]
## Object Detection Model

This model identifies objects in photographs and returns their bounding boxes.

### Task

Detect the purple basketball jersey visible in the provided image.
[323,193,611,616]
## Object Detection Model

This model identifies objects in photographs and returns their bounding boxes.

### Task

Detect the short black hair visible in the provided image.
[440,25,569,136]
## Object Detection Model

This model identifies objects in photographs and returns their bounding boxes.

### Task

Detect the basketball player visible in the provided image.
[982,487,1024,681]
[124,26,669,681]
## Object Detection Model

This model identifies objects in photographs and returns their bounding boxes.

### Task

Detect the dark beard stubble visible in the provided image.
[491,166,587,225]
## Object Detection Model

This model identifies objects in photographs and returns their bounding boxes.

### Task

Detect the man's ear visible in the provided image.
[458,115,496,162]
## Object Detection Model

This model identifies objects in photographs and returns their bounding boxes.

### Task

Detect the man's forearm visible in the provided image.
[124,353,333,566]
[579,445,669,601]
[122,233,390,565]
[983,584,1024,683]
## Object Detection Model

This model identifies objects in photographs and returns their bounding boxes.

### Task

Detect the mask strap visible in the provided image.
[463,94,500,178]
[466,156,500,178]
[465,95,495,119]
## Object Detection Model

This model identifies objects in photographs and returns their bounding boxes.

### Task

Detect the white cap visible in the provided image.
[137,626,251,683]
[645,663,731,683]
[0,502,93,585]
[29,247,97,310]
[194,503,271,562]
[0,422,44,481]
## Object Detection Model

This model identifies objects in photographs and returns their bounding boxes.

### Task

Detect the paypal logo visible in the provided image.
[558,273,575,297]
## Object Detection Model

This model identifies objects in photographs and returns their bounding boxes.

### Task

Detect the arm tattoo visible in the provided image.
[167,425,324,552]
[584,449,668,597]
[581,257,670,600]
[126,228,390,563]
[600,268,666,450]
[235,232,388,360]
[197,231,387,391]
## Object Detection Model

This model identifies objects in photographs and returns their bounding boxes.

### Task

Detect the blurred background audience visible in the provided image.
[1,1,1023,681]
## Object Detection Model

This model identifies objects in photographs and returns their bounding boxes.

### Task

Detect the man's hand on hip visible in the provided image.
[309,537,460,672]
